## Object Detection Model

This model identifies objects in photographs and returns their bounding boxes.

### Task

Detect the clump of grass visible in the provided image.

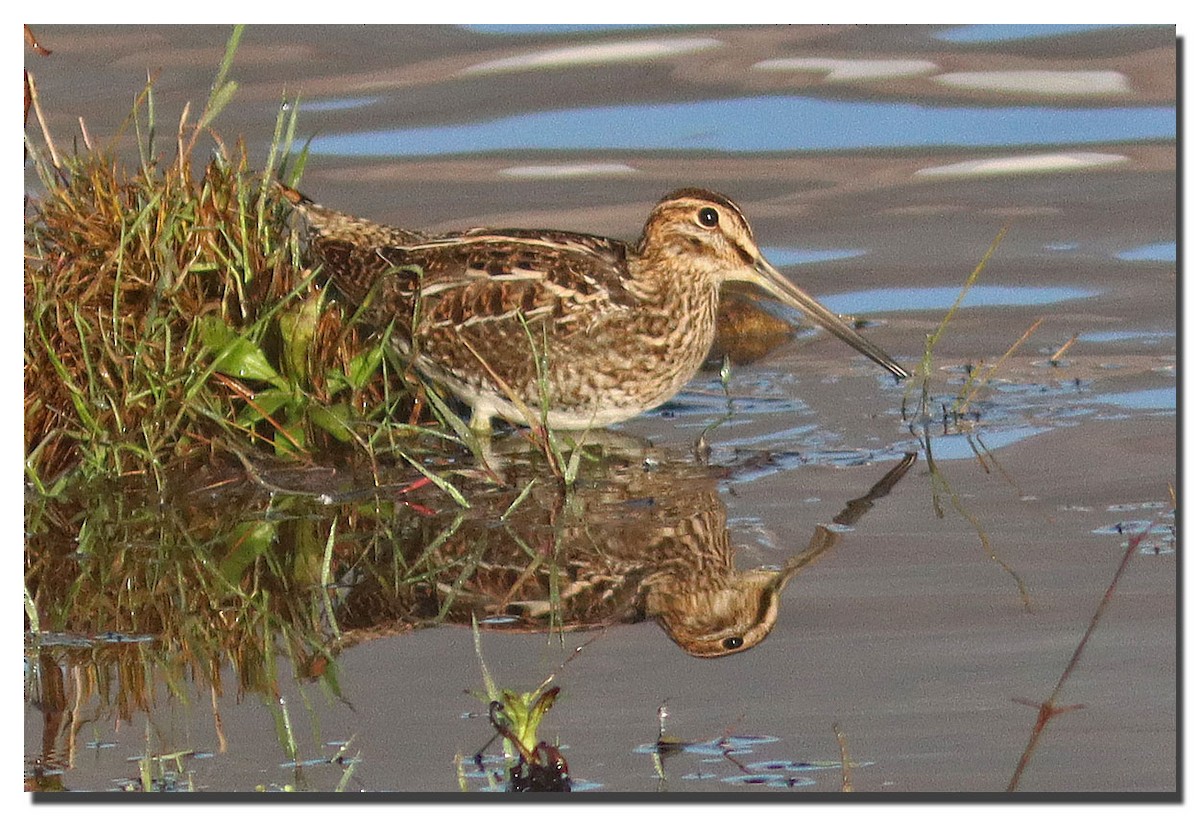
[23,28,424,495]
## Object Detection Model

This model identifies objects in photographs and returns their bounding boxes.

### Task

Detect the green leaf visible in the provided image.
[274,420,307,456]
[199,81,239,131]
[308,403,352,442]
[325,372,350,397]
[200,316,288,389]
[278,293,322,384]
[219,519,276,586]
[347,343,385,391]
[235,388,292,425]
[198,25,244,130]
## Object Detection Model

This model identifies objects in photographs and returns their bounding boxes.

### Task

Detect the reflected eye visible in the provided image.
[698,207,719,228]
[722,636,744,651]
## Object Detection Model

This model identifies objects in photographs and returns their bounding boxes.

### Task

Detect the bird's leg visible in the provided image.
[465,408,511,482]
[469,407,495,437]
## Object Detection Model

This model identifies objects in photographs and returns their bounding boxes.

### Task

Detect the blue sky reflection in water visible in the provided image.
[761,247,868,266]
[933,24,1122,43]
[467,24,1121,43]
[817,285,1101,316]
[1114,242,1176,262]
[305,97,1175,158]
[1089,387,1176,413]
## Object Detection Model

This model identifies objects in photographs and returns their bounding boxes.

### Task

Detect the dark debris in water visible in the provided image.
[639,730,867,792]
[722,773,817,788]
[31,632,157,648]
[460,750,579,794]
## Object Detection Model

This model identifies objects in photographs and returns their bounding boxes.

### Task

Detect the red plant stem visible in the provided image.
[1006,526,1152,791]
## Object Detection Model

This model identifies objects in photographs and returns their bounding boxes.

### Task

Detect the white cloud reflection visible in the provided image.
[459,37,723,75]
[916,152,1129,178]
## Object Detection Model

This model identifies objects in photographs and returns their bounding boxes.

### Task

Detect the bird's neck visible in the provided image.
[625,246,723,373]
[629,242,722,307]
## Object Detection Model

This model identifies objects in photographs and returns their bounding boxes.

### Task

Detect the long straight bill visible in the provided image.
[751,257,910,380]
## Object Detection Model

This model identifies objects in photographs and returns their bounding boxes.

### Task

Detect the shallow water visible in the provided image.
[24,24,1176,795]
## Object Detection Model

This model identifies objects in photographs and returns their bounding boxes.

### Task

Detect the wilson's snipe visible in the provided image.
[282,186,909,433]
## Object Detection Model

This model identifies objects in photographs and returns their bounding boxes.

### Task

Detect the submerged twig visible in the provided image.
[833,722,854,793]
[955,316,1045,415]
[25,25,53,56]
[1048,333,1079,363]
[1006,515,1167,791]
[24,70,61,169]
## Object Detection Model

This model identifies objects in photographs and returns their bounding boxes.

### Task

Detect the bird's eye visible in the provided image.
[722,636,744,651]
[697,207,720,228]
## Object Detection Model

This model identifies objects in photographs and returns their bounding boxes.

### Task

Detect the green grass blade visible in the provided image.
[199,25,245,129]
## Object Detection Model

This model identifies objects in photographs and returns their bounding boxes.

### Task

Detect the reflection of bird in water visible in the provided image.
[281,185,908,435]
[335,452,914,658]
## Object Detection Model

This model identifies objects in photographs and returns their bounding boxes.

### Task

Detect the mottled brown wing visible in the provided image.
[283,186,428,304]
[372,230,642,338]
